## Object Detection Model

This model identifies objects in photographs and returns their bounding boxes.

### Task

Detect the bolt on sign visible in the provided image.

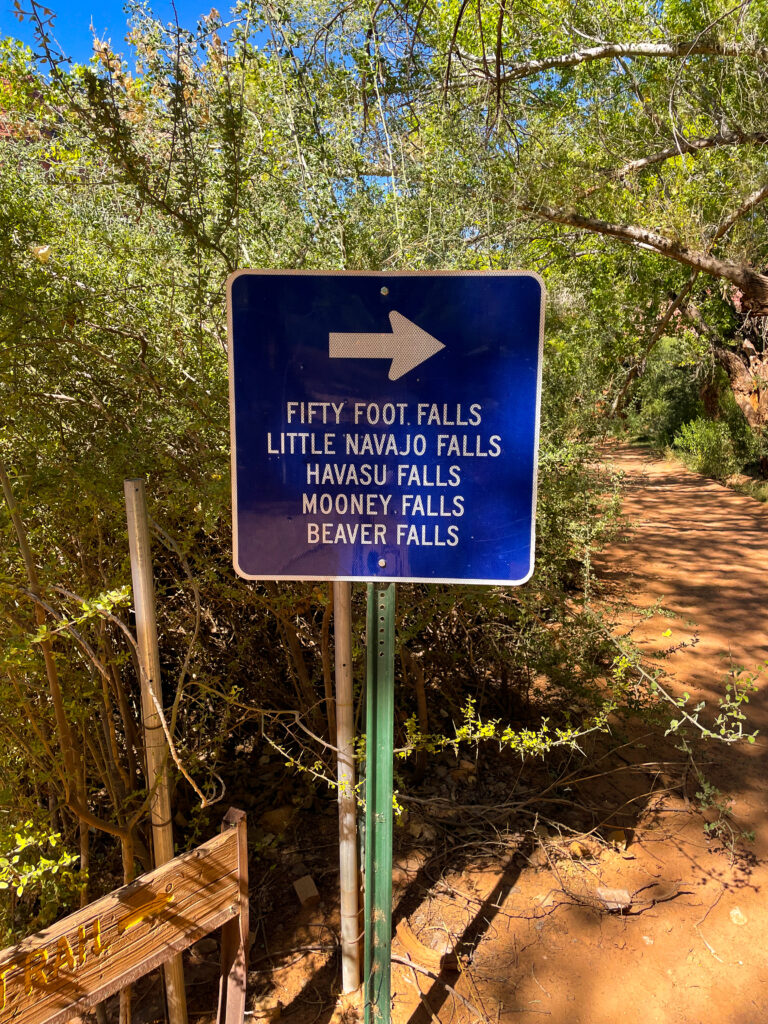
[228,270,545,584]
[0,810,248,1024]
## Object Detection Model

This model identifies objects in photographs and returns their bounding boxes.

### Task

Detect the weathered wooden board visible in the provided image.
[0,825,242,1024]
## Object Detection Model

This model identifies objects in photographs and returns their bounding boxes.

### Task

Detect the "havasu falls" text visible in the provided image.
[264,400,504,549]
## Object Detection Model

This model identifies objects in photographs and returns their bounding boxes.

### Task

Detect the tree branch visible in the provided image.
[712,182,768,241]
[518,200,768,312]
[611,271,699,415]
[0,460,79,789]
[456,39,766,84]
[583,131,768,197]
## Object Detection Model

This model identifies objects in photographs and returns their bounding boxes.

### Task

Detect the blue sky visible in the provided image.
[1,0,223,67]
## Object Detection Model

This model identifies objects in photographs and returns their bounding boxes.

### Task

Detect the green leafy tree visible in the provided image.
[2,0,761,946]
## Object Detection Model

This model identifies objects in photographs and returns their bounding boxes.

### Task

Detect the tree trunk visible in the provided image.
[321,585,336,741]
[400,649,429,782]
[714,347,768,427]
[734,270,768,317]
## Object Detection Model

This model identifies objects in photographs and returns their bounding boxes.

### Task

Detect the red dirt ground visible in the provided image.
[380,446,768,1023]
[191,444,768,1024]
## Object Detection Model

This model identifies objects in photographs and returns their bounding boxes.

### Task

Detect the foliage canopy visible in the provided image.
[1,0,766,935]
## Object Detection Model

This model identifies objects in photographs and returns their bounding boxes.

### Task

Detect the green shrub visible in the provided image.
[0,821,80,945]
[720,393,768,469]
[673,418,742,480]
[629,336,706,445]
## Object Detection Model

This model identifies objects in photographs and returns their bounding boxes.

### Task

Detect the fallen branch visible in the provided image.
[392,954,490,1023]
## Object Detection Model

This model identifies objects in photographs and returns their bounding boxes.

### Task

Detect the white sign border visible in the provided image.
[227,269,546,586]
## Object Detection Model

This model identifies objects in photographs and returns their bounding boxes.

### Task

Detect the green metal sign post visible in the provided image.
[364,583,396,1024]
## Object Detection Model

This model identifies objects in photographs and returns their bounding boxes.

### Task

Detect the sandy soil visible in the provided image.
[380,445,768,1024]
[187,444,768,1024]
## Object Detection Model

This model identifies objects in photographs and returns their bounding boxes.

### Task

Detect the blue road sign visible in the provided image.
[227,271,545,584]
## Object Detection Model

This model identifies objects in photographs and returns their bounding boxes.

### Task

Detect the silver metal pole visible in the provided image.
[333,581,360,992]
[124,478,188,1024]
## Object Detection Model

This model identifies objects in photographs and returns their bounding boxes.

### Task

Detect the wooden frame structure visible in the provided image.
[0,809,248,1024]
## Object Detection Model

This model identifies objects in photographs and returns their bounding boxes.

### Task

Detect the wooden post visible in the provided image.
[124,478,189,1024]
[333,581,360,993]
[217,808,250,1024]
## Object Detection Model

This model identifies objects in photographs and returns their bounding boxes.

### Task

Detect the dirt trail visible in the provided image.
[599,445,768,828]
[533,441,768,1024]
[385,445,768,1024]
[251,444,768,1024]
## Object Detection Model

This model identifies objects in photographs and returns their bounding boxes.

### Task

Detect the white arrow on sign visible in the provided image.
[329,311,445,381]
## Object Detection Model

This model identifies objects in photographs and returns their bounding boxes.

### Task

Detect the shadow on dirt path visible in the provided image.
[257,444,768,1024]
[402,854,524,1024]
[390,445,768,1024]
[598,445,768,842]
